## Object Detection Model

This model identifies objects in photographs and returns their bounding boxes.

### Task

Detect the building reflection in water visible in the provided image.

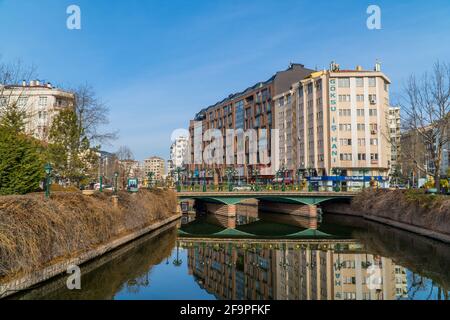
[181,240,408,300]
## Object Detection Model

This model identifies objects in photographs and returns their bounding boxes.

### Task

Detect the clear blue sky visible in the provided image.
[1,0,450,160]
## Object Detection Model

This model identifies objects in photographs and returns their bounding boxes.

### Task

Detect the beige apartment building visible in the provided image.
[275,62,392,188]
[144,156,166,181]
[187,63,314,181]
[0,80,75,141]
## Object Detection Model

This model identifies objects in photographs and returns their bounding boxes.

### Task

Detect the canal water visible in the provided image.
[12,209,450,300]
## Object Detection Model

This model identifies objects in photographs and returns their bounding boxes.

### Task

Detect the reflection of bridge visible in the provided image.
[177,191,356,217]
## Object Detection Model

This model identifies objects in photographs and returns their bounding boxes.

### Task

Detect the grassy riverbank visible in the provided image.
[0,189,177,283]
[351,189,450,239]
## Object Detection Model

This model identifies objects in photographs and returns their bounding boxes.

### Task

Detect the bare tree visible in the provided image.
[400,61,450,189]
[73,84,118,146]
[115,146,135,189]
[0,59,37,132]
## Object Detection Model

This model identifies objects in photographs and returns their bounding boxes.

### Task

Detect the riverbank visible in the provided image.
[323,189,450,243]
[0,189,180,298]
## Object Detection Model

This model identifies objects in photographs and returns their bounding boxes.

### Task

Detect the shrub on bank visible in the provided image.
[0,189,177,281]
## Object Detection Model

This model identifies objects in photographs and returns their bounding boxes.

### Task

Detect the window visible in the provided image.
[339,109,351,116]
[371,153,379,160]
[339,124,351,131]
[358,153,366,161]
[278,98,284,107]
[307,83,313,94]
[316,79,322,91]
[369,109,377,116]
[340,139,352,146]
[357,109,365,117]
[39,96,48,107]
[358,138,366,146]
[357,123,365,131]
[370,138,378,145]
[339,95,351,102]
[356,94,364,102]
[368,77,376,87]
[340,153,352,161]
[338,78,350,88]
[356,78,364,87]
[370,123,378,132]
[18,97,28,107]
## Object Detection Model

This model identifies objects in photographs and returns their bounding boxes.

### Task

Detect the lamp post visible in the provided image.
[202,169,207,192]
[114,171,119,194]
[147,172,154,189]
[361,168,370,190]
[252,167,260,191]
[175,167,184,192]
[225,167,236,192]
[306,168,315,192]
[44,163,52,199]
[331,168,342,192]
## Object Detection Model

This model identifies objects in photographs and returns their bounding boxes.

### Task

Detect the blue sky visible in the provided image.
[1,0,450,160]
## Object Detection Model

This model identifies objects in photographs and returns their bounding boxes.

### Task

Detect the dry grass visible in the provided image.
[351,189,450,236]
[0,189,177,282]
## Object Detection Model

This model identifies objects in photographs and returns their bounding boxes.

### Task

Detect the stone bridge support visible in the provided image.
[258,200,318,218]
[204,202,237,217]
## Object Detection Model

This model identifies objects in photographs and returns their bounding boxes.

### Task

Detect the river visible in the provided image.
[11,208,450,300]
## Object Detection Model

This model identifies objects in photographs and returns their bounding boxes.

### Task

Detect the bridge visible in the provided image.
[177,191,356,218]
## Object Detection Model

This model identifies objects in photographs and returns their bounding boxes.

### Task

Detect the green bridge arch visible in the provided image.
[178,193,354,206]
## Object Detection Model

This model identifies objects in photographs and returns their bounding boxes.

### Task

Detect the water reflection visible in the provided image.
[11,210,450,300]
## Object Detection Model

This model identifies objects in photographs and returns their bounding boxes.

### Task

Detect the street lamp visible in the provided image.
[44,163,52,199]
[252,167,260,191]
[361,168,370,190]
[331,168,342,192]
[225,167,236,192]
[147,172,154,189]
[175,167,184,192]
[114,171,119,194]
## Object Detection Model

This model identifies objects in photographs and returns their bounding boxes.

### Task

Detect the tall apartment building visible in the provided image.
[187,63,314,181]
[0,80,75,140]
[275,62,392,188]
[388,106,401,175]
[143,156,166,181]
[170,135,189,169]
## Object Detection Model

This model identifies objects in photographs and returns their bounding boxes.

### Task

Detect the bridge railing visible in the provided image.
[175,183,363,193]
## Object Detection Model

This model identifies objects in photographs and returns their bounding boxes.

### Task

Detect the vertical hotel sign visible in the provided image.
[329,78,338,164]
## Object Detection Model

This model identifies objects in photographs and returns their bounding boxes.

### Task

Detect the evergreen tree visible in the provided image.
[0,126,45,195]
[47,108,98,186]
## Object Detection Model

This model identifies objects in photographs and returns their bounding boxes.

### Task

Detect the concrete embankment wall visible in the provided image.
[0,189,180,298]
[322,189,450,244]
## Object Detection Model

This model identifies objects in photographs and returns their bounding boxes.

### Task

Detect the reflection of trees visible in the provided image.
[18,226,177,300]
[173,242,183,267]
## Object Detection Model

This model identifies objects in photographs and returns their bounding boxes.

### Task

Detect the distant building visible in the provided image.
[388,106,401,177]
[0,80,75,141]
[170,135,189,170]
[144,156,166,181]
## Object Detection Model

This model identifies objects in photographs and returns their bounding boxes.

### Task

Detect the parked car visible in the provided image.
[94,184,114,191]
